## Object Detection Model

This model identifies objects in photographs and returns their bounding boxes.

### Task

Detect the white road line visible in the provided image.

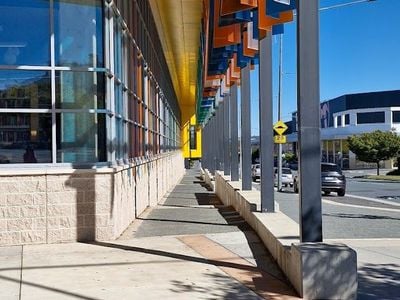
[345,193,400,207]
[325,238,400,242]
[322,199,400,212]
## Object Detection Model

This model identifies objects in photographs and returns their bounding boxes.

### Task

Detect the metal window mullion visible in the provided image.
[241,64,252,190]
[50,0,56,164]
[297,0,323,243]
[0,65,53,71]
[259,34,275,212]
[108,9,116,162]
[0,109,52,113]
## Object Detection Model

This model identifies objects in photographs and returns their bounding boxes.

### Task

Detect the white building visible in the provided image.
[286,90,400,169]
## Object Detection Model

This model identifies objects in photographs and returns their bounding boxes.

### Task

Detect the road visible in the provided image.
[346,178,400,204]
[253,177,400,238]
[253,177,400,299]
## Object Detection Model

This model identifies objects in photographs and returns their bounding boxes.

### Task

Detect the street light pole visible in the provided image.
[277,34,283,192]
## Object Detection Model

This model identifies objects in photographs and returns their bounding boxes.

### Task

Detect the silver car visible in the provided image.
[274,167,294,187]
[251,164,261,182]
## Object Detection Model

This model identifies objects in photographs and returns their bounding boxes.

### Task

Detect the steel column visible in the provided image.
[259,34,275,212]
[218,103,224,171]
[210,116,216,173]
[230,85,239,181]
[241,64,252,190]
[297,0,323,242]
[224,95,231,175]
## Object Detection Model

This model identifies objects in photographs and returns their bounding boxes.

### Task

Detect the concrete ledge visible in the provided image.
[212,171,358,299]
[202,168,215,191]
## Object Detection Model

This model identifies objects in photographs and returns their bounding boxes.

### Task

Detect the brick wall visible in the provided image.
[0,152,184,246]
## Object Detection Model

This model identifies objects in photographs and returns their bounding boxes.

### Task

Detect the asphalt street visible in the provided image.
[253,178,400,239]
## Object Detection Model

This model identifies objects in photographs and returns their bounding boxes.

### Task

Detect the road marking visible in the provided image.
[325,238,400,242]
[345,193,400,207]
[322,199,400,212]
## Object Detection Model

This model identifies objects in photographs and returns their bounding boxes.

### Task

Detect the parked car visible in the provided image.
[293,163,346,196]
[274,167,294,187]
[251,164,261,182]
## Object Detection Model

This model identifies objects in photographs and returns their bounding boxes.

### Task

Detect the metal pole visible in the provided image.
[224,95,231,175]
[259,34,275,212]
[204,123,209,170]
[297,0,323,243]
[277,34,283,192]
[211,116,216,174]
[202,124,206,169]
[241,64,252,190]
[230,84,239,181]
[218,103,224,171]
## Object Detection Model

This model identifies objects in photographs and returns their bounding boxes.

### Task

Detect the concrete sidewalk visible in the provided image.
[0,169,298,299]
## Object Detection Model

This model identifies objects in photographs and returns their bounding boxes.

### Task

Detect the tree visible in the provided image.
[252,148,260,164]
[347,130,400,175]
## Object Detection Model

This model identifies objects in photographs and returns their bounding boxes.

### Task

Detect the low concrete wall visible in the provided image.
[0,152,184,246]
[212,171,357,300]
[202,168,215,191]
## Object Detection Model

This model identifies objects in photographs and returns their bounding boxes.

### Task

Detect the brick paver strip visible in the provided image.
[179,235,299,300]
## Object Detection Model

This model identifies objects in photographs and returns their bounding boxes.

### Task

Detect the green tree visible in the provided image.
[252,148,260,164]
[347,130,400,175]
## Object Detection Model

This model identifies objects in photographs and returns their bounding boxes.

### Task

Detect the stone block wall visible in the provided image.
[0,152,184,246]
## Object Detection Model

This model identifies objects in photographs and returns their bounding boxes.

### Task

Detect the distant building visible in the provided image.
[286,90,400,169]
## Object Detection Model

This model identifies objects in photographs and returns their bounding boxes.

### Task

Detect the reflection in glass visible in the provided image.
[0,70,51,109]
[54,0,103,67]
[0,1,50,66]
[0,113,52,163]
[56,71,105,109]
[56,113,106,163]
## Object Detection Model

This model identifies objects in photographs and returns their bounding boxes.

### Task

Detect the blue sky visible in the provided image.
[250,0,400,135]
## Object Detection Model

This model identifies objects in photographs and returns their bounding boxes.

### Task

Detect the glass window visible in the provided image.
[357,111,385,124]
[321,163,341,173]
[0,1,50,66]
[393,111,400,123]
[0,70,51,109]
[337,116,342,126]
[113,19,122,79]
[116,118,124,159]
[54,0,103,67]
[55,71,105,109]
[56,113,106,163]
[190,125,197,150]
[0,113,52,163]
[345,114,350,125]
[114,84,124,115]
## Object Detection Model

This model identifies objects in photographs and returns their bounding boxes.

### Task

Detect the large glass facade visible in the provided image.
[0,0,181,165]
[109,0,181,162]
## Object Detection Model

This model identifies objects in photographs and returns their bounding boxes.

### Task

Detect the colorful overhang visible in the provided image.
[196,0,296,125]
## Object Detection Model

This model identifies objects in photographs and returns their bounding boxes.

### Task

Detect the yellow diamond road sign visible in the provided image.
[273,120,288,136]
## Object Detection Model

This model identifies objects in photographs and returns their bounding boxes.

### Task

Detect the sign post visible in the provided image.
[273,120,288,191]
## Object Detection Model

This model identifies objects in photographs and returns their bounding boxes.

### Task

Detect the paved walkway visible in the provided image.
[0,169,298,299]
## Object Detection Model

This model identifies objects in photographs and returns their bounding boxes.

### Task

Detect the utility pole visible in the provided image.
[277,34,283,191]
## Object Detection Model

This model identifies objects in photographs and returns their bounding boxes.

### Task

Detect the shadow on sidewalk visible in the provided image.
[358,263,400,299]
[86,240,297,298]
